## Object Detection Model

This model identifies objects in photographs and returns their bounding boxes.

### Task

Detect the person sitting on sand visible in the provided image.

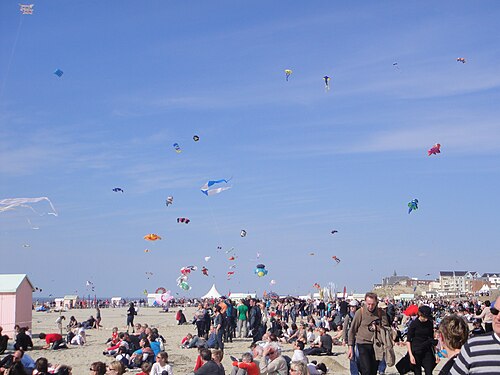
[106,327,119,345]
[115,345,131,368]
[14,327,33,351]
[194,348,223,375]
[136,362,152,375]
[39,332,67,350]
[211,349,225,374]
[70,325,86,346]
[81,316,96,330]
[33,357,49,375]
[67,316,78,330]
[106,361,125,375]
[130,338,155,368]
[89,361,106,375]
[206,327,218,349]
[151,351,173,375]
[176,309,187,325]
[104,332,129,356]
[230,352,259,375]
[181,333,192,347]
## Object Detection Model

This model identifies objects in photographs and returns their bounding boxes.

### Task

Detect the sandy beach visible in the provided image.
[24,306,449,374]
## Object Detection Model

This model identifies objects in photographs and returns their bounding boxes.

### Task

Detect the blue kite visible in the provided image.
[200,179,231,196]
[408,199,419,214]
[54,69,64,77]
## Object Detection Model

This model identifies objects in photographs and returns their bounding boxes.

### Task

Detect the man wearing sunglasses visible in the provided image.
[450,295,500,374]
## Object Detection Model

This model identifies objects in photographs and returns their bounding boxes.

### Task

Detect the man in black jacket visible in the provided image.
[249,299,262,343]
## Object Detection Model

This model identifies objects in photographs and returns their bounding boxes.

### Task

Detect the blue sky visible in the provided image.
[1,1,500,298]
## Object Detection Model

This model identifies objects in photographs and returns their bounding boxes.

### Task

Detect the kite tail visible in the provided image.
[43,197,58,216]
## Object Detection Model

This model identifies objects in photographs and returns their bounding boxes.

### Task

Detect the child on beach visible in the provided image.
[137,362,152,375]
[106,327,119,345]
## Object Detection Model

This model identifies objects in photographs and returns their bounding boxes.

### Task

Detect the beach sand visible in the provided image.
[28,307,446,374]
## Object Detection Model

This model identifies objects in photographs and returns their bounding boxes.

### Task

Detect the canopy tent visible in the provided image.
[202,284,222,299]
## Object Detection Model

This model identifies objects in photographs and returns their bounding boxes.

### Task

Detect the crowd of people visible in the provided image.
[1,294,499,374]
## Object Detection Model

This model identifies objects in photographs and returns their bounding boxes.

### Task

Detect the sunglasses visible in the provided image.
[491,307,499,316]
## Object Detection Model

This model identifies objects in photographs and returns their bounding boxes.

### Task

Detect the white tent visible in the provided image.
[202,284,222,299]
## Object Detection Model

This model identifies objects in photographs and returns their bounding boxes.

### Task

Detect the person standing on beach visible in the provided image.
[249,299,262,343]
[55,316,65,335]
[236,300,249,338]
[347,292,389,375]
[95,307,102,330]
[194,304,206,339]
[127,302,137,333]
[213,306,225,350]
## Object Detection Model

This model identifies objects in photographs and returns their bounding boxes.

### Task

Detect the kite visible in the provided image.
[155,287,167,294]
[144,234,161,241]
[112,188,124,193]
[193,135,200,142]
[177,217,190,224]
[228,256,236,261]
[19,4,34,14]
[309,252,315,256]
[180,266,197,275]
[408,199,419,214]
[456,57,466,64]
[284,69,292,81]
[22,244,30,248]
[229,264,237,269]
[323,76,330,91]
[217,246,222,250]
[256,252,261,259]
[204,256,211,262]
[173,143,182,153]
[54,69,64,77]
[176,275,191,291]
[270,279,276,286]
[255,264,268,277]
[332,256,341,264]
[35,287,42,292]
[166,196,173,206]
[156,291,173,305]
[227,271,235,278]
[240,230,247,237]
[201,266,209,276]
[144,249,150,253]
[143,289,148,295]
[145,272,153,279]
[331,230,338,235]
[428,143,441,156]
[225,247,234,254]
[313,283,321,289]
[0,197,57,216]
[200,179,231,196]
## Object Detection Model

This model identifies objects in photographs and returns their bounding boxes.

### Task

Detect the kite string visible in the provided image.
[0,15,24,102]
[206,198,224,249]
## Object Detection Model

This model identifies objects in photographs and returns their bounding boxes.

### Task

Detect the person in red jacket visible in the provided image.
[38,333,67,350]
[230,352,259,375]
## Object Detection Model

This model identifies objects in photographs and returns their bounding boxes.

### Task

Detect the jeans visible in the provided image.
[216,329,224,350]
[350,344,360,375]
[378,357,386,374]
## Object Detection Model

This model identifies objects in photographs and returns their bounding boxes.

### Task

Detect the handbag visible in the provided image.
[395,353,413,375]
